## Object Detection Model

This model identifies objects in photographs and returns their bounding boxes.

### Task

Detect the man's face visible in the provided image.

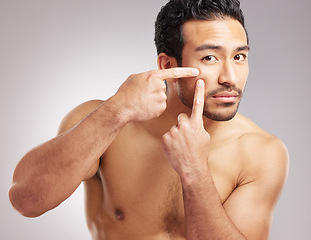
[177,18,249,121]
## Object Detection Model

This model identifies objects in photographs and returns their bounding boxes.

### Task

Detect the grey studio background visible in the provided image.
[0,0,310,239]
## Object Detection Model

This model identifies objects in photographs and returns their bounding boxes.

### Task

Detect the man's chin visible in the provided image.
[202,105,240,121]
[202,101,241,121]
[203,111,237,121]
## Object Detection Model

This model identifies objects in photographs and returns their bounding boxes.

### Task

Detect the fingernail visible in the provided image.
[192,68,200,75]
[197,79,204,86]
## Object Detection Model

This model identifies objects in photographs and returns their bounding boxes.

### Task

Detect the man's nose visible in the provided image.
[218,62,239,86]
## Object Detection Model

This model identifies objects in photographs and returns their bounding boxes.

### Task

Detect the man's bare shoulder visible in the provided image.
[235,114,288,158]
[234,114,289,188]
[58,99,104,134]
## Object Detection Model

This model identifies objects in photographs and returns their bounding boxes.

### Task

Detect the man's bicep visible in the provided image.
[58,99,103,180]
[224,138,289,240]
[223,181,273,240]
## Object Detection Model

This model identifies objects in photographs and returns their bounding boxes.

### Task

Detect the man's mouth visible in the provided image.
[212,91,239,103]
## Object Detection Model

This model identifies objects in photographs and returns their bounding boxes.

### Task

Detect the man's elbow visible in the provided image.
[9,184,45,218]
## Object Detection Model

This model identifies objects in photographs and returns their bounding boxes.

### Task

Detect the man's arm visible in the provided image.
[9,98,127,217]
[162,80,289,239]
[181,136,288,240]
[9,67,200,218]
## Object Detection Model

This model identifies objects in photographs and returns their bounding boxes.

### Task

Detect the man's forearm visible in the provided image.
[181,167,247,240]
[9,97,128,217]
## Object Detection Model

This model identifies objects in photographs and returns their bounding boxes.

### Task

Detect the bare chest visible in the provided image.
[87,127,240,238]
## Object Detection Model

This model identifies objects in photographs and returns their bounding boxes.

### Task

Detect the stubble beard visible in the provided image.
[202,101,241,121]
[178,85,243,122]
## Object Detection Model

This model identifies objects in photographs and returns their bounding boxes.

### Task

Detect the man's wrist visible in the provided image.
[179,163,210,188]
[104,95,133,125]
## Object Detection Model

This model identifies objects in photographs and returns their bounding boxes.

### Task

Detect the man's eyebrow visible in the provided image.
[195,44,250,52]
[195,44,222,52]
[236,45,250,52]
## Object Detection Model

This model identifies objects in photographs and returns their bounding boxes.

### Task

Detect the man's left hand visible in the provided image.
[162,79,210,178]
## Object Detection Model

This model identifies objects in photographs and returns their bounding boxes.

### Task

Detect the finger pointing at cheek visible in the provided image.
[191,79,205,121]
[162,68,200,82]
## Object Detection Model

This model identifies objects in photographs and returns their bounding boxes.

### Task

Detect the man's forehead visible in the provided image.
[182,18,248,49]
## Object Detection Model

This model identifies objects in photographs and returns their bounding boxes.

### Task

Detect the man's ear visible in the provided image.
[157,53,178,70]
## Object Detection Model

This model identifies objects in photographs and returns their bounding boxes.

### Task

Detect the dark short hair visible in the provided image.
[154,0,248,66]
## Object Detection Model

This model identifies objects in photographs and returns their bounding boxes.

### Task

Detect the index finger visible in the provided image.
[159,67,199,81]
[191,79,205,121]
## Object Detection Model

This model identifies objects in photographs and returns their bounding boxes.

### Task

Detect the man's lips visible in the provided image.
[212,91,239,103]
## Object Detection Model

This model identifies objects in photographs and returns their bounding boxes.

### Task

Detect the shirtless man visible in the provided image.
[9,0,289,239]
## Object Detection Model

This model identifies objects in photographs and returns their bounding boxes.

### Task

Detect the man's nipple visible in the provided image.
[115,208,125,221]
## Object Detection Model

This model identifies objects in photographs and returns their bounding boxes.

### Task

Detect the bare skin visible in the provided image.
[9,19,289,240]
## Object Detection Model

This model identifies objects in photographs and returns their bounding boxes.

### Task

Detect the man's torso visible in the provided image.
[83,114,267,240]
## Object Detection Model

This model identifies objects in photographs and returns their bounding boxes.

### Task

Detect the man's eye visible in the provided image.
[234,54,247,61]
[202,55,217,62]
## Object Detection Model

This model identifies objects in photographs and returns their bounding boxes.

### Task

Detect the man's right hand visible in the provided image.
[113,68,200,122]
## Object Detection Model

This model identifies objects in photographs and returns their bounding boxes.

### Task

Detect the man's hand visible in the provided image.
[162,79,210,177]
[114,68,199,122]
